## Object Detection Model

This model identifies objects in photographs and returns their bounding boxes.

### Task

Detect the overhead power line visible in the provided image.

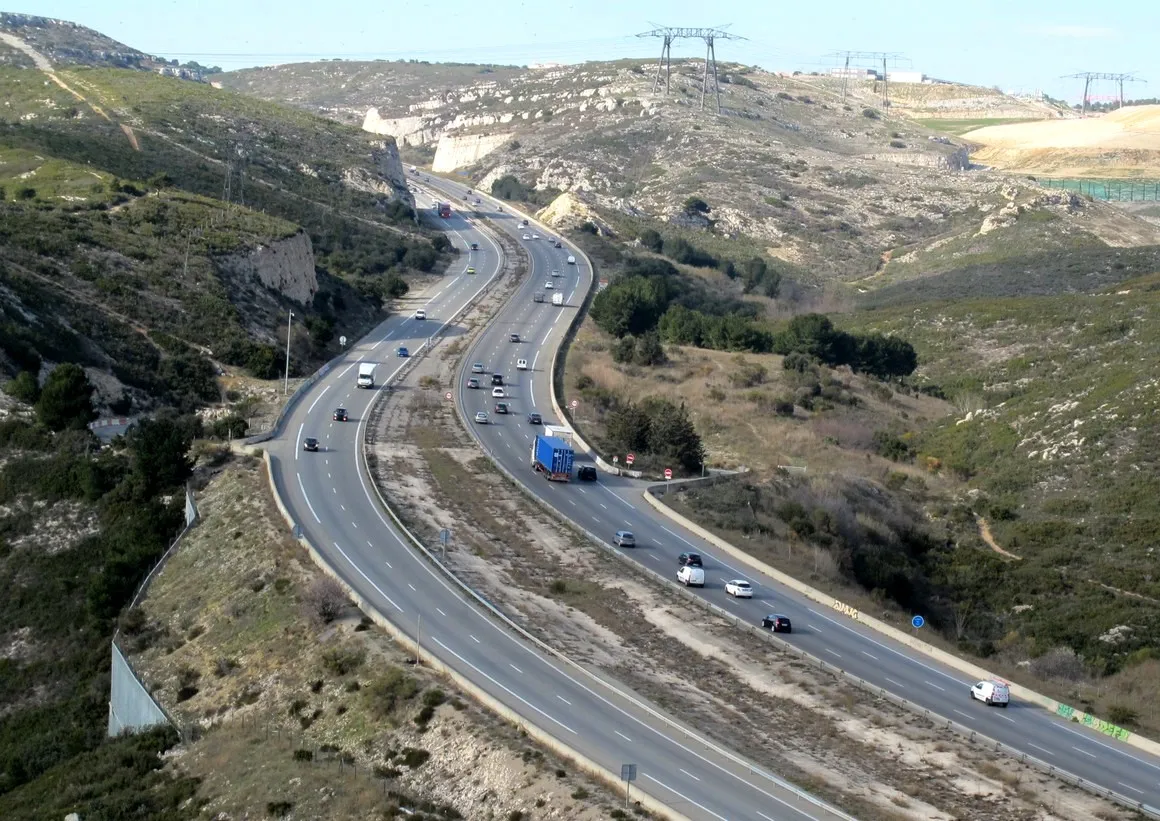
[1062,72,1147,114]
[635,26,748,113]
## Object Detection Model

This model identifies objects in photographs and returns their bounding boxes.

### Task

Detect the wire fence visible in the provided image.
[1038,178,1160,201]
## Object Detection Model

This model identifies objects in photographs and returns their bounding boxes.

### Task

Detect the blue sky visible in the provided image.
[24,0,1157,101]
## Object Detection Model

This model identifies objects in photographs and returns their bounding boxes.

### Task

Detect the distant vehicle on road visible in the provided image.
[762,614,792,634]
[522,234,532,240]
[436,202,451,218]
[303,437,319,452]
[725,580,753,598]
[531,434,573,481]
[357,363,376,388]
[679,552,703,568]
[516,359,528,370]
[970,679,1010,708]
[396,346,409,358]
[509,333,521,343]
[551,293,564,306]
[466,266,476,274]
[577,465,598,481]
[551,269,562,277]
[677,565,705,587]
[532,233,539,240]
[526,412,542,425]
[614,530,636,548]
[471,362,485,374]
[414,309,427,320]
[533,292,545,303]
[333,408,348,422]
[544,281,554,290]
[467,377,480,389]
[554,240,563,248]
[490,373,504,386]
[566,255,576,265]
[494,402,510,414]
[469,242,479,251]
[491,386,505,398]
[474,411,489,424]
[520,218,529,227]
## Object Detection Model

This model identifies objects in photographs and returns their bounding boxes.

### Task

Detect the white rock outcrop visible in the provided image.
[432,133,514,173]
[220,231,318,306]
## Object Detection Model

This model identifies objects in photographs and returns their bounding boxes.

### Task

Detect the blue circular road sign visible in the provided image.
[911,615,925,629]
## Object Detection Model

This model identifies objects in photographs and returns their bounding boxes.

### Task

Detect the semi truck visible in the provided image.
[435,202,451,218]
[531,435,574,482]
[357,363,376,388]
[544,424,573,444]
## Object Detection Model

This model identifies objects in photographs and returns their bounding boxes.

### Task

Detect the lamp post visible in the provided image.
[283,309,294,395]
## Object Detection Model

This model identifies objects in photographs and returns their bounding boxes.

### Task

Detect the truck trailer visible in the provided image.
[531,435,574,482]
[435,202,451,218]
[357,363,376,388]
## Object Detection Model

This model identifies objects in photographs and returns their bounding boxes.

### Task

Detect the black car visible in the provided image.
[762,614,792,634]
[494,402,510,414]
[527,412,542,425]
[333,408,348,422]
[490,373,504,386]
[470,242,479,251]
[678,552,703,568]
[509,333,521,343]
[302,437,319,452]
[577,465,598,481]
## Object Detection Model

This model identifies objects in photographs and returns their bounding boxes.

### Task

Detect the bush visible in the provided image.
[36,363,96,431]
[4,371,40,404]
[683,197,710,215]
[321,644,367,676]
[862,108,880,119]
[365,667,421,716]
[889,140,906,149]
[872,430,913,462]
[1107,705,1138,726]
[638,228,663,252]
[304,576,349,624]
[399,747,430,768]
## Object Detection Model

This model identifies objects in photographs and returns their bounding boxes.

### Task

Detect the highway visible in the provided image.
[422,175,1160,815]
[265,188,850,820]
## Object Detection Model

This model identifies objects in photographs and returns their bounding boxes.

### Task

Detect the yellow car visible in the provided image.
[466,266,476,274]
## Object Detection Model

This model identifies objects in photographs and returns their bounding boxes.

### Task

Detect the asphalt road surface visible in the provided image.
[267,188,847,820]
[424,176,1160,816]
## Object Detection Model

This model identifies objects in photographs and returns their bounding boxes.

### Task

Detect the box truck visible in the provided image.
[552,293,564,306]
[544,424,573,444]
[531,435,574,482]
[357,363,376,388]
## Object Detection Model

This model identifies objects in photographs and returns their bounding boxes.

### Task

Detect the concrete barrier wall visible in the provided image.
[107,486,199,738]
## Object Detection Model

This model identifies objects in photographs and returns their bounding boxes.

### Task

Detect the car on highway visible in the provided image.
[475,197,481,204]
[614,530,636,548]
[532,233,539,240]
[302,437,319,452]
[474,411,489,424]
[469,242,479,251]
[551,269,562,277]
[554,240,563,248]
[516,359,528,370]
[396,346,409,358]
[526,412,542,425]
[333,408,348,422]
[522,234,532,240]
[677,565,705,587]
[471,362,485,374]
[725,580,753,598]
[491,386,505,398]
[509,333,520,343]
[414,309,427,320]
[970,679,1010,708]
[466,266,476,274]
[520,219,529,226]
[467,377,480,389]
[544,281,554,290]
[577,465,598,481]
[491,373,504,386]
[762,614,792,634]
[466,188,472,194]
[678,552,703,568]
[494,402,510,414]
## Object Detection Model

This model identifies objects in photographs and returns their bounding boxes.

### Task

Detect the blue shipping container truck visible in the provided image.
[531,435,574,481]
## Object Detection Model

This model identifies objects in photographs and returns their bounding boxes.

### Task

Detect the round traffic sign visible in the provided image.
[339,335,347,347]
[626,453,635,465]
[664,468,672,480]
[911,615,925,629]
[445,391,453,401]
[570,399,579,409]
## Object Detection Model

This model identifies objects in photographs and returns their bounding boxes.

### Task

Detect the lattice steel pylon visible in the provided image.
[1063,72,1147,114]
[635,26,748,113]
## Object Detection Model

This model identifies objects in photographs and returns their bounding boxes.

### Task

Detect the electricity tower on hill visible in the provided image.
[1063,72,1147,114]
[825,50,909,107]
[635,26,747,113]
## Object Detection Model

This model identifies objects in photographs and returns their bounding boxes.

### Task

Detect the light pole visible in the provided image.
[283,309,294,395]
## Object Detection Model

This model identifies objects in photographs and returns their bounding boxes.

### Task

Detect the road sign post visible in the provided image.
[445,391,453,402]
[620,764,637,809]
[339,335,347,351]
[626,453,635,466]
[664,468,672,480]
[911,614,925,637]
[439,528,451,561]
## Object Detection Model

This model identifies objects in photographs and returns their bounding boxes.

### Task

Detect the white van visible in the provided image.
[551,293,564,306]
[970,679,1010,707]
[677,566,705,587]
[566,255,576,265]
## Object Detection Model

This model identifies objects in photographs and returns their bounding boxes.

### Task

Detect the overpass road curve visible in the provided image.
[424,176,1160,816]
[266,190,851,820]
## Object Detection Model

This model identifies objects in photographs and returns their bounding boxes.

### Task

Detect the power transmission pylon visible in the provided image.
[1062,72,1147,114]
[635,26,748,113]
[825,51,908,106]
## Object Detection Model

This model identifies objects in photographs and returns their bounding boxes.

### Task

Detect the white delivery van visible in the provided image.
[552,293,564,306]
[566,255,576,265]
[970,679,1010,707]
[677,566,705,587]
[357,363,376,388]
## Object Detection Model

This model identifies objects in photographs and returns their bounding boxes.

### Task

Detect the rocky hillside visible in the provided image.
[219,59,1157,290]
[0,12,148,69]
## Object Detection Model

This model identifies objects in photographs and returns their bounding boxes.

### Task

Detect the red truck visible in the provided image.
[435,202,451,218]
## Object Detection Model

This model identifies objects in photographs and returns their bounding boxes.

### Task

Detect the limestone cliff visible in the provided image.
[536,191,612,235]
[220,230,318,306]
[362,108,440,146]
[432,132,513,173]
[342,138,413,207]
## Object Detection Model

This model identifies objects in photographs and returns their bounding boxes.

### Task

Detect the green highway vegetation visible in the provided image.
[0,56,451,815]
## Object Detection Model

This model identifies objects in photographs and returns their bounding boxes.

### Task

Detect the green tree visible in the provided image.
[430,233,452,253]
[128,416,196,498]
[383,274,410,298]
[683,197,711,215]
[611,336,636,364]
[4,371,40,405]
[643,399,704,473]
[605,402,651,453]
[634,331,666,366]
[638,228,663,252]
[35,363,96,431]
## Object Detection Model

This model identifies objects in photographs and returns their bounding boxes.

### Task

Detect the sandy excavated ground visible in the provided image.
[965,105,1160,175]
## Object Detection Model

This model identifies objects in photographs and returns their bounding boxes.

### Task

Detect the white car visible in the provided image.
[491,386,505,398]
[970,679,1010,707]
[531,233,539,240]
[474,411,489,424]
[551,269,562,277]
[522,234,532,240]
[414,309,427,320]
[725,580,753,598]
[544,281,554,290]
[516,358,528,370]
[471,362,486,374]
